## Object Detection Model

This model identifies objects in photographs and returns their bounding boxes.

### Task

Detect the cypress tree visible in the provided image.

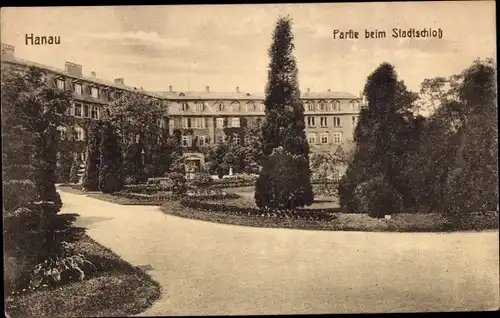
[254,16,313,210]
[82,121,101,191]
[98,121,124,193]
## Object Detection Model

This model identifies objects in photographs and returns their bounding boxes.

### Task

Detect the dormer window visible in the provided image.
[56,78,65,90]
[195,103,204,112]
[91,86,99,98]
[180,102,189,111]
[319,102,327,111]
[179,92,185,97]
[74,83,82,95]
[307,102,315,112]
[232,102,241,112]
[247,103,256,112]
[331,100,341,111]
[217,102,224,112]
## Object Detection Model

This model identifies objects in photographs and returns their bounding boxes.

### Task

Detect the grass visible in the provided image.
[4,234,162,318]
[162,195,498,233]
[58,185,164,206]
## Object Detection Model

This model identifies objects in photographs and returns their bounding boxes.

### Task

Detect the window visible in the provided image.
[157,119,165,129]
[74,83,82,95]
[90,106,99,119]
[320,116,328,127]
[232,103,241,112]
[57,79,65,90]
[182,118,192,129]
[74,103,83,117]
[217,103,224,112]
[307,116,316,127]
[332,100,341,111]
[180,103,189,111]
[84,104,90,118]
[233,134,241,145]
[320,133,329,144]
[319,102,327,111]
[91,87,99,98]
[307,103,315,111]
[231,117,240,128]
[247,103,256,112]
[74,127,85,141]
[351,101,360,111]
[333,132,343,144]
[196,103,204,112]
[308,133,317,145]
[57,126,67,140]
[352,116,358,127]
[198,135,206,146]
[333,116,341,127]
[181,136,189,147]
[194,118,205,128]
[259,103,265,112]
[216,118,224,129]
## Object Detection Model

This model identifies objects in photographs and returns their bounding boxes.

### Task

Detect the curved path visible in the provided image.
[59,190,499,315]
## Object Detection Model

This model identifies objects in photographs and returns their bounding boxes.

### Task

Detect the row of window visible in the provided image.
[306,116,358,128]
[58,102,100,119]
[308,132,344,145]
[57,126,85,141]
[178,100,361,113]
[56,79,100,99]
[182,117,244,129]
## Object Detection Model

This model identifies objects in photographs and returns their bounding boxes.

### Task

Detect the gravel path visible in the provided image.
[59,190,499,315]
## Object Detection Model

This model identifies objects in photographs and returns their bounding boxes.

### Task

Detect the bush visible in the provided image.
[255,147,314,211]
[3,179,37,213]
[69,156,80,184]
[356,176,403,218]
[168,172,187,195]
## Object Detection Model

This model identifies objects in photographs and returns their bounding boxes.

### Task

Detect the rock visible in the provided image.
[384,215,391,220]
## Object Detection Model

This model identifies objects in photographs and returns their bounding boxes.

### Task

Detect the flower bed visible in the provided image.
[179,197,335,222]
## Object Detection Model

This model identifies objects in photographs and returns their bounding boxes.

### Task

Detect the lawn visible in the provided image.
[58,185,165,205]
[163,194,498,232]
[4,234,162,318]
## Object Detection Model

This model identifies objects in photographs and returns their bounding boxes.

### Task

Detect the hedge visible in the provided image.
[179,197,335,221]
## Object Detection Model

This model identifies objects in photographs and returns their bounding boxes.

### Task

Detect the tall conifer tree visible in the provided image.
[255,16,313,210]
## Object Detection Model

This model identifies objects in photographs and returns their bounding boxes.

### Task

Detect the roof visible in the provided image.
[154,90,359,101]
[2,53,360,101]
[1,54,163,99]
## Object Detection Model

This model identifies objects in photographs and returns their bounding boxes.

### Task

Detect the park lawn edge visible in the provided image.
[4,234,162,318]
[161,200,499,233]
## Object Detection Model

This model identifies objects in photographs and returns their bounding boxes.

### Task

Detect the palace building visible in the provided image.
[1,43,362,177]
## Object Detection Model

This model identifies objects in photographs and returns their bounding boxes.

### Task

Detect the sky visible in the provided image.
[1,2,496,95]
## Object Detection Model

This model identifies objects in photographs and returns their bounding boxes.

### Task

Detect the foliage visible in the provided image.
[69,155,80,184]
[255,16,313,210]
[123,142,145,184]
[255,147,314,211]
[339,62,420,216]
[1,67,79,294]
[82,121,101,191]
[56,150,73,183]
[98,121,124,193]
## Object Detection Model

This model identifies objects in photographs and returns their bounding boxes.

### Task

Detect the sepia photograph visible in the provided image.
[1,2,498,316]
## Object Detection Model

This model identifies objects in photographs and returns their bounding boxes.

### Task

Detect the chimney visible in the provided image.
[90,71,96,77]
[114,78,124,85]
[65,61,83,77]
[205,86,210,92]
[307,88,311,93]
[1,43,15,56]
[327,89,331,92]
[169,85,173,93]
[236,86,240,93]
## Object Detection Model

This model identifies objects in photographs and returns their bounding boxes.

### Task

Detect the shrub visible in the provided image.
[255,147,314,211]
[3,179,37,213]
[168,172,187,195]
[356,176,403,218]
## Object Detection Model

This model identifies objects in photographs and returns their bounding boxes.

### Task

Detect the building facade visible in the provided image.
[1,43,361,178]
